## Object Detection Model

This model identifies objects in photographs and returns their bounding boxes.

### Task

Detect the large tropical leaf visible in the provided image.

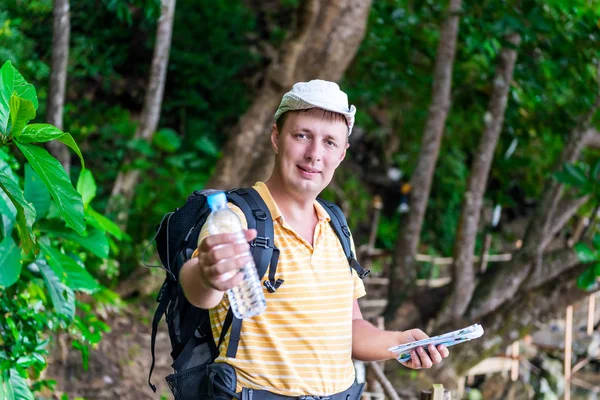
[15,142,85,234]
[39,241,100,293]
[0,156,17,238]
[76,169,97,207]
[0,170,36,252]
[17,124,85,168]
[0,236,21,288]
[8,370,33,400]
[0,190,16,238]
[0,61,37,135]
[36,259,75,321]
[24,163,51,222]
[8,95,35,137]
[42,225,109,259]
[0,371,11,400]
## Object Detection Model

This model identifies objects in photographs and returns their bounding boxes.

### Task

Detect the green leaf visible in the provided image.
[76,169,96,207]
[194,136,220,157]
[8,95,35,137]
[594,233,600,250]
[17,125,85,168]
[578,265,598,290]
[556,163,589,187]
[0,190,16,238]
[15,123,64,142]
[15,142,85,234]
[591,160,600,181]
[86,206,123,240]
[0,170,36,252]
[24,163,51,222]
[0,236,21,288]
[39,242,100,293]
[153,128,182,153]
[0,61,38,135]
[0,371,13,400]
[8,370,33,400]
[42,226,109,259]
[56,133,85,169]
[36,259,75,321]
[574,242,598,263]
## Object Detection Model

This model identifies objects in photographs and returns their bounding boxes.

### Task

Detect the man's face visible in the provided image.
[272,111,348,197]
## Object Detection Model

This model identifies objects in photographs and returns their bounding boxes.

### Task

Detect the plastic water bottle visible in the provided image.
[205,192,266,319]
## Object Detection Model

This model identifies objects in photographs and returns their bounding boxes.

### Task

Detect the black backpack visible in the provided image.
[145,187,370,399]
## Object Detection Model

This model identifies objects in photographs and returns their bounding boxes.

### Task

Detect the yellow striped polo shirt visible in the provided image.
[197,182,366,396]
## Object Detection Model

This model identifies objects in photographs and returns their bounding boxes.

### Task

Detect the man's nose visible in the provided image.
[305,141,322,161]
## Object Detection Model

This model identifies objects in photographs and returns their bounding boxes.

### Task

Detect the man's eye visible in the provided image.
[295,133,307,139]
[326,140,337,147]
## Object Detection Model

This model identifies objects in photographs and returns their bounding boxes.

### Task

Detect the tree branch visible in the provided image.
[540,195,590,249]
[525,247,582,290]
[583,127,600,148]
[434,34,520,327]
[386,0,463,317]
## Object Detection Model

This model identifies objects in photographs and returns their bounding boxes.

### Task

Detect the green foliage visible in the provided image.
[343,0,599,260]
[0,61,123,396]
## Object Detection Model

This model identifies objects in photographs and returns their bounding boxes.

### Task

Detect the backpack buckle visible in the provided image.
[341,226,351,237]
[263,278,284,293]
[253,209,268,220]
[156,281,168,302]
[358,268,371,279]
[350,258,370,279]
[251,236,270,249]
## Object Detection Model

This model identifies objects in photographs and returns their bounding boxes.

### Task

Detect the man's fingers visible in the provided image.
[207,242,250,264]
[417,347,433,368]
[427,344,443,364]
[244,229,257,241]
[200,229,258,251]
[201,232,239,250]
[206,271,245,292]
[409,350,421,368]
[207,255,252,278]
[437,345,449,359]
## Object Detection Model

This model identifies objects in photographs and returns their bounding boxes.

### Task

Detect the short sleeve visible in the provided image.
[191,203,248,258]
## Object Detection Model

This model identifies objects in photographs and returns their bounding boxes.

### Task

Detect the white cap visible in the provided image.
[274,79,356,135]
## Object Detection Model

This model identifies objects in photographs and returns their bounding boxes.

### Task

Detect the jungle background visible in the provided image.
[1,0,600,399]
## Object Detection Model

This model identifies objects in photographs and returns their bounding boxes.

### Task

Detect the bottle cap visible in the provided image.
[207,192,227,210]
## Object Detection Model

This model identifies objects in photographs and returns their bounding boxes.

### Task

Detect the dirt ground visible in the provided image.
[44,300,175,400]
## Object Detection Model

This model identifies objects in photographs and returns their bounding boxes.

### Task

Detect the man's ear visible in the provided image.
[337,142,349,165]
[271,124,280,154]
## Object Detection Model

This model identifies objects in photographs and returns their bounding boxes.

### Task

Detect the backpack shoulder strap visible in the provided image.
[317,198,370,279]
[220,187,281,359]
[226,187,276,282]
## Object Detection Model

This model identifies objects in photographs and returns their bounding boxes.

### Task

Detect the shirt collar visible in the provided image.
[253,182,331,223]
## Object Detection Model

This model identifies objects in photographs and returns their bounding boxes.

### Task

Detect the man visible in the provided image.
[180,80,449,398]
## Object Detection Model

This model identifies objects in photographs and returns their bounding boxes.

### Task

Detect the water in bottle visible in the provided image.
[204,192,266,319]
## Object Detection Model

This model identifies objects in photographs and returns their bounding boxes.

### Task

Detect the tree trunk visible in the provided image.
[46,0,71,175]
[207,0,373,189]
[385,0,463,317]
[434,33,521,327]
[106,0,177,227]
